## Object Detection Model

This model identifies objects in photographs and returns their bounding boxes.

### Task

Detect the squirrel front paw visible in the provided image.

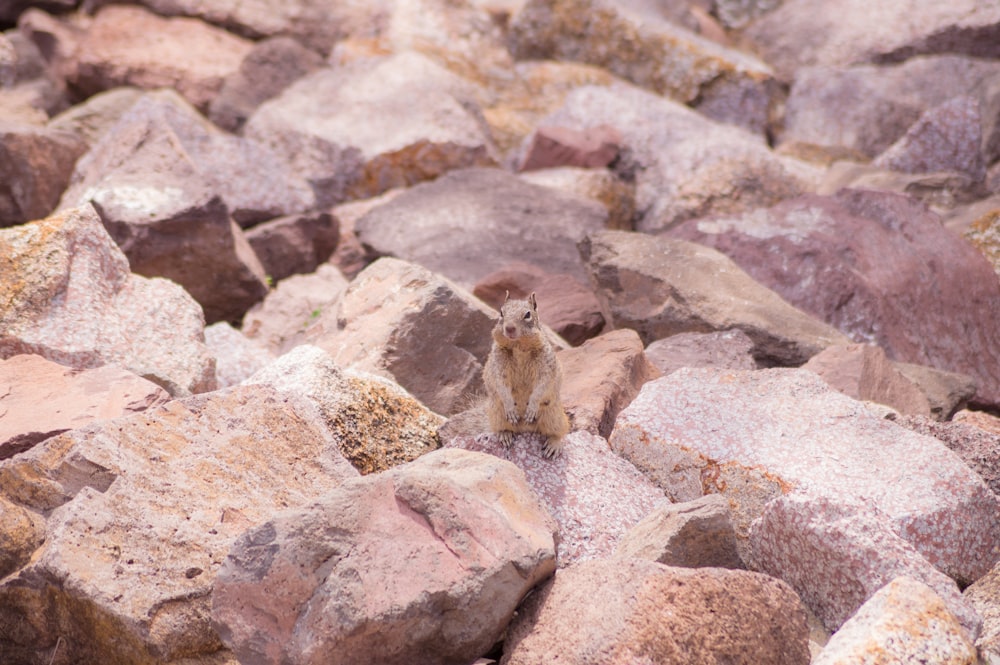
[498,430,515,448]
[523,403,539,424]
[503,403,519,425]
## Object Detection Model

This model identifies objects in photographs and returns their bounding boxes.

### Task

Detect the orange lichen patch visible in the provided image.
[965,209,1000,279]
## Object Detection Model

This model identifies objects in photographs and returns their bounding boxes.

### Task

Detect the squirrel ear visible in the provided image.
[529,292,537,310]
[503,290,510,304]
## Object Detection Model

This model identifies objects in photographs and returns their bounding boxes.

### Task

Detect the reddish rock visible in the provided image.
[473,261,605,345]
[893,415,1000,497]
[244,211,339,283]
[502,558,811,665]
[0,205,216,396]
[445,430,667,566]
[518,124,621,172]
[212,448,557,665]
[558,329,661,437]
[644,329,757,375]
[203,322,274,389]
[0,122,86,227]
[0,354,172,460]
[894,362,976,420]
[670,189,1000,408]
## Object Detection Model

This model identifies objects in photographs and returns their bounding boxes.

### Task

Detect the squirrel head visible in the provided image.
[494,291,542,346]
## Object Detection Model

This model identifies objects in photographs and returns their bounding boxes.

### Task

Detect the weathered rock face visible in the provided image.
[579,230,850,366]
[0,123,86,227]
[670,189,1000,408]
[517,165,636,231]
[212,448,557,665]
[894,415,1000,498]
[313,257,498,416]
[0,205,216,396]
[502,557,811,665]
[0,493,45,580]
[813,577,978,665]
[609,369,1000,586]
[203,322,274,389]
[244,52,498,208]
[966,561,1000,663]
[644,329,758,375]
[0,354,172,460]
[47,86,144,147]
[355,167,607,289]
[0,384,359,665]
[893,363,977,421]
[244,211,339,283]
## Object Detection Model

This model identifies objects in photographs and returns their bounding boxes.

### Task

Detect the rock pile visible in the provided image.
[1,1,999,663]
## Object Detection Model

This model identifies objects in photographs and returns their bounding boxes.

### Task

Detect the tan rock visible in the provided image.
[894,362,976,420]
[47,86,144,147]
[965,561,1000,664]
[518,165,636,230]
[0,494,44,579]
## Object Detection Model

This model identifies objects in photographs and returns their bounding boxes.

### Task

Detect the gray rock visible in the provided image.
[644,329,758,375]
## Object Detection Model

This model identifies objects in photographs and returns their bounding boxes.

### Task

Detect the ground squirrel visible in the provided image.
[483,292,570,458]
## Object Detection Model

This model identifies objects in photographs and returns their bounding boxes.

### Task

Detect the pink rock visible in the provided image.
[894,415,1000,497]
[749,492,980,636]
[518,124,622,171]
[446,430,667,566]
[244,211,339,282]
[212,448,557,665]
[644,329,757,375]
[203,322,274,389]
[0,204,216,396]
[0,354,171,459]
[966,561,1000,662]
[609,368,1000,586]
[0,123,86,227]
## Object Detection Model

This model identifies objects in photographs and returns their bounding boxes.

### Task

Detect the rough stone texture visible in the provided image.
[312,258,497,416]
[532,82,807,232]
[0,204,216,396]
[669,189,1000,408]
[244,211,339,283]
[0,493,44,580]
[245,345,443,475]
[803,343,931,417]
[872,96,986,182]
[0,354,172,460]
[502,557,811,665]
[580,230,850,367]
[241,264,350,356]
[0,384,359,665]
[893,415,1000,497]
[327,188,405,279]
[0,122,86,227]
[518,124,621,172]
[508,0,776,134]
[355,167,607,289]
[954,409,1000,436]
[644,329,758,375]
[813,577,978,665]
[212,448,556,665]
[965,208,1000,280]
[750,492,981,636]
[446,430,667,566]
[208,36,324,133]
[473,261,605,346]
[614,493,743,569]
[744,0,1000,81]
[558,329,661,438]
[609,368,1000,586]
[517,165,636,231]
[966,561,1000,664]
[244,52,498,208]
[203,322,274,389]
[47,86,144,147]
[894,362,977,420]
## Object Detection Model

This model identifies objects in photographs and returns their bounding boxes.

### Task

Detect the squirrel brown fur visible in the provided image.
[482,292,570,458]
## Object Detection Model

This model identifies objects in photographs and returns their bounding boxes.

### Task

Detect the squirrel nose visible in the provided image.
[505,325,517,337]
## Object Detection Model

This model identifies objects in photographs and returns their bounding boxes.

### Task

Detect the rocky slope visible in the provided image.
[2,1,1000,664]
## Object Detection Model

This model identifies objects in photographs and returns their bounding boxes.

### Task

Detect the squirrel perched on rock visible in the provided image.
[483,292,570,458]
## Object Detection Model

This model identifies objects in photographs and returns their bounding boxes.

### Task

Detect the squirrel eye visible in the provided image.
[523,311,532,321]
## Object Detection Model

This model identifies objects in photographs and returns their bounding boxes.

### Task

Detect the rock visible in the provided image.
[669,189,1000,408]
[0,122,86,227]
[893,415,1000,497]
[0,354,172,460]
[744,0,1000,81]
[0,204,216,396]
[714,0,780,29]
[871,96,986,182]
[241,264,350,356]
[313,258,497,416]
[328,188,406,279]
[518,166,636,230]
[355,167,607,289]
[502,557,811,665]
[517,124,621,171]
[244,211,339,283]
[203,322,274,389]
[1,0,75,24]
[614,493,743,569]
[0,384,359,664]
[964,207,1000,280]
[0,494,44,580]
[245,345,443,475]
[3,18,71,118]
[954,409,1000,436]
[803,343,931,417]
[445,430,667,566]
[750,492,980,636]
[966,561,1000,664]
[208,36,324,133]
[893,363,977,420]
[813,577,978,665]
[244,52,498,208]
[644,329,758,375]
[579,230,850,366]
[212,448,557,665]
[558,329,661,437]
[46,87,144,147]
[534,82,807,232]
[508,0,776,134]
[473,261,605,346]
[609,368,1000,586]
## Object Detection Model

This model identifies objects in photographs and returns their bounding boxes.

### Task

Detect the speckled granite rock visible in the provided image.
[893,415,1000,497]
[644,329,757,375]
[965,560,1000,664]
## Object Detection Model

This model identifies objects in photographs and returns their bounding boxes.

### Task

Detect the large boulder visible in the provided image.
[609,368,1000,586]
[0,122,86,227]
[212,448,557,665]
[0,204,216,396]
[669,189,1000,408]
[0,384,359,664]
[579,230,850,367]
